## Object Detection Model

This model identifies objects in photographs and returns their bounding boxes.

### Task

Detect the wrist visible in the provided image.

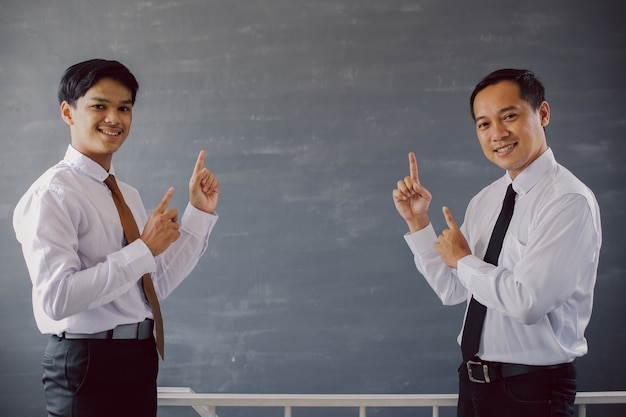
[407,216,430,234]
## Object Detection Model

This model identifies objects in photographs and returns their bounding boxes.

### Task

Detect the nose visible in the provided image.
[104,109,121,125]
[491,120,510,141]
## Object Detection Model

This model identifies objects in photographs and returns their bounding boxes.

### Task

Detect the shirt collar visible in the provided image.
[509,147,556,197]
[63,145,116,182]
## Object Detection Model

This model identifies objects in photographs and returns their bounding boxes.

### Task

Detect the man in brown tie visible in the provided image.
[13,59,220,417]
[392,69,601,417]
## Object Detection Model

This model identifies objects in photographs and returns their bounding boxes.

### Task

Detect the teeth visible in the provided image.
[496,143,515,153]
[100,129,120,136]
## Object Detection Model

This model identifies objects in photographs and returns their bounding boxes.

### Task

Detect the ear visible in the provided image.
[539,101,550,128]
[60,101,74,126]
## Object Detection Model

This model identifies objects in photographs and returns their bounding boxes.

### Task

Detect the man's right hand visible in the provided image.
[392,152,432,233]
[141,187,181,256]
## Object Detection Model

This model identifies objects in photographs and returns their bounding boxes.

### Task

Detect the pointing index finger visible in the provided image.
[193,150,206,175]
[442,206,459,230]
[155,187,175,213]
[409,152,419,182]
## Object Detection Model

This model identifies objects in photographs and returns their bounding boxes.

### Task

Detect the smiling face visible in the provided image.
[61,77,133,171]
[473,80,550,180]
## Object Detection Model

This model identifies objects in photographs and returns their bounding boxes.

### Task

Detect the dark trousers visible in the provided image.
[42,335,159,417]
[457,360,577,417]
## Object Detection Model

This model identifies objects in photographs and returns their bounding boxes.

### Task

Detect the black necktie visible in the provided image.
[461,183,517,362]
[105,175,165,360]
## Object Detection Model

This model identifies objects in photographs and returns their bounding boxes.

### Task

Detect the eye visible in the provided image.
[503,113,517,121]
[92,104,105,110]
[119,106,132,112]
[477,121,490,130]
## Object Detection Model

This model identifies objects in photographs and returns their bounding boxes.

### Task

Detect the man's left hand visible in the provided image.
[189,150,219,214]
[435,206,471,268]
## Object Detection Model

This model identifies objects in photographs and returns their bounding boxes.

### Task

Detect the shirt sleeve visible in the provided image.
[404,223,468,306]
[457,193,600,325]
[13,184,156,321]
[150,202,218,299]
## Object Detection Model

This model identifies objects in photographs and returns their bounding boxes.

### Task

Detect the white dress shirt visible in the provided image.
[13,145,218,336]
[405,148,602,365]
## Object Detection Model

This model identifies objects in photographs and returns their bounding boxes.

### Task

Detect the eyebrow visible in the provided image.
[88,96,133,105]
[474,105,519,123]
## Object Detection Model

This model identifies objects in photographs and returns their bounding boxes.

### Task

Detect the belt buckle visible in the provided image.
[467,360,491,383]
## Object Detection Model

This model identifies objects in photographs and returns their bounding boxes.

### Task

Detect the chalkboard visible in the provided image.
[1,1,625,416]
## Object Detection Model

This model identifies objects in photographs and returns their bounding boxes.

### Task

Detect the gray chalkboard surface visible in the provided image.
[1,1,625,416]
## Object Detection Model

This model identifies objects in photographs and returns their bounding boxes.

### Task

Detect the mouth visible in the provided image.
[98,127,123,138]
[494,142,517,154]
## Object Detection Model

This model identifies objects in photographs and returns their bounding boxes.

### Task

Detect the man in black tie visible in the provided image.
[392,69,602,417]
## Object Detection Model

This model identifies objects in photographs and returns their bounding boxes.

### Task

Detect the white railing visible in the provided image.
[158,387,626,417]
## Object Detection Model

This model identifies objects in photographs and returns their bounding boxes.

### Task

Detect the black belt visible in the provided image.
[466,358,571,383]
[62,319,154,340]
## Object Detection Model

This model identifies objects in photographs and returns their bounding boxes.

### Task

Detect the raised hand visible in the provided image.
[189,150,219,214]
[141,188,181,256]
[392,152,433,233]
[434,206,471,268]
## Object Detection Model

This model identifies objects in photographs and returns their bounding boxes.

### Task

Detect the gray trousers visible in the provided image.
[42,335,158,417]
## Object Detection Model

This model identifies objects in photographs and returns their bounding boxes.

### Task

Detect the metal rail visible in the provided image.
[158,387,626,417]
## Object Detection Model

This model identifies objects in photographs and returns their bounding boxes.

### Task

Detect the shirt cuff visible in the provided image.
[404,223,438,255]
[181,202,218,238]
[120,238,156,276]
[457,254,489,289]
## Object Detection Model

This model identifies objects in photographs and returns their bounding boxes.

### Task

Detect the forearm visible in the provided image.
[405,224,468,305]
[457,195,600,324]
[29,240,155,320]
[406,214,431,234]
[152,203,218,298]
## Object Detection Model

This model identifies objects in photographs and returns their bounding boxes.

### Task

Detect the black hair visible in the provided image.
[57,59,139,106]
[470,69,545,120]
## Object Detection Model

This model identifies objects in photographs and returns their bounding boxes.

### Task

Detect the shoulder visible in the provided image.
[13,163,81,232]
[20,162,75,199]
[530,164,601,233]
[542,163,599,208]
[26,162,85,196]
[16,161,100,210]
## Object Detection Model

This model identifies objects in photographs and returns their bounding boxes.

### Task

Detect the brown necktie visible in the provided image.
[104,174,165,359]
